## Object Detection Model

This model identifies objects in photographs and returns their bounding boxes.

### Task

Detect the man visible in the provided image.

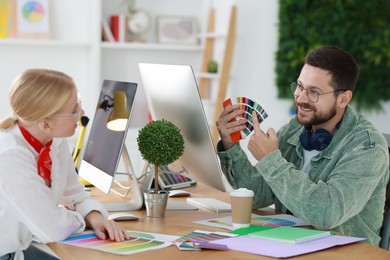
[216,46,389,246]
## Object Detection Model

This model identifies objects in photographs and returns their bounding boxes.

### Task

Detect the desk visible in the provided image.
[49,183,390,259]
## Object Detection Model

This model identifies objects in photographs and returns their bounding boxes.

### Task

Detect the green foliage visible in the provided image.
[276,0,390,111]
[137,119,185,166]
[207,60,218,73]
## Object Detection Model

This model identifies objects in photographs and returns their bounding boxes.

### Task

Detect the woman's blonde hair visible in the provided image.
[0,68,76,130]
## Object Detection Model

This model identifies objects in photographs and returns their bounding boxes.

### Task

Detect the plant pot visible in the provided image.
[143,190,169,218]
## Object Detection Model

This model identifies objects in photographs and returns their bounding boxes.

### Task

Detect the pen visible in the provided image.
[72,116,89,170]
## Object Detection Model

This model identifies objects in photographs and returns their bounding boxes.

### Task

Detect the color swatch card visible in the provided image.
[223,97,268,143]
[248,226,332,244]
[194,214,309,231]
[173,230,237,250]
[60,230,179,255]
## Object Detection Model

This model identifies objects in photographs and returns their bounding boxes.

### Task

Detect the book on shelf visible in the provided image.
[101,17,114,42]
[248,226,332,244]
[110,14,127,42]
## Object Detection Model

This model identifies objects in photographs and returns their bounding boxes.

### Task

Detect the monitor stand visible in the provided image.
[139,162,198,211]
[103,146,144,212]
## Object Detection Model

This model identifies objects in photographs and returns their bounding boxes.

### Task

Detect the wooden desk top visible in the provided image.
[49,183,390,259]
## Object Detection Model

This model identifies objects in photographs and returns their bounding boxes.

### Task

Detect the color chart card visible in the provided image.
[60,230,179,255]
[223,97,269,143]
[194,214,309,231]
[173,229,237,250]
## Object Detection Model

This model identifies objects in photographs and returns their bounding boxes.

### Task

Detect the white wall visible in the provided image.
[231,1,291,132]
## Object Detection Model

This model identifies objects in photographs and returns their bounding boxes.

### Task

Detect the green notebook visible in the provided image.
[248,226,332,244]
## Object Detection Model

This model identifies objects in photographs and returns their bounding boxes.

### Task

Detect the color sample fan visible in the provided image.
[223,97,268,143]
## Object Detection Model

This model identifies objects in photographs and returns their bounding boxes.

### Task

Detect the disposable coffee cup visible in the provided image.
[230,188,254,228]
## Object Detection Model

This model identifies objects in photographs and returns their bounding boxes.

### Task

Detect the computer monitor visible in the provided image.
[78,80,143,211]
[138,63,226,192]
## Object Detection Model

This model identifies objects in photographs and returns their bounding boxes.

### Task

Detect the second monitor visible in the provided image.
[139,63,226,192]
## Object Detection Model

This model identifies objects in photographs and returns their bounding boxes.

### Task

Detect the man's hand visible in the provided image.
[216,104,247,150]
[247,111,278,160]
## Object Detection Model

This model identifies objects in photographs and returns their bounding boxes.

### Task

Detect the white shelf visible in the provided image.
[196,33,226,39]
[0,39,93,48]
[196,72,220,79]
[101,42,203,51]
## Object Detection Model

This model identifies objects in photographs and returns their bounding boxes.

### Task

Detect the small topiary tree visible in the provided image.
[137,119,185,194]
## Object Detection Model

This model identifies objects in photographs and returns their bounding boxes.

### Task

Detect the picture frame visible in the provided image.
[157,15,198,44]
[15,0,50,39]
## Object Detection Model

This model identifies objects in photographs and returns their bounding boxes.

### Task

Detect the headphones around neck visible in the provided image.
[299,121,342,151]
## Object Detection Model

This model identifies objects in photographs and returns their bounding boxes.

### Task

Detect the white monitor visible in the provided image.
[138,63,226,192]
[79,80,143,211]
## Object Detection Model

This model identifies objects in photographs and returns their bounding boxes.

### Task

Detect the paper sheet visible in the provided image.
[60,230,179,255]
[212,235,365,258]
[194,214,310,230]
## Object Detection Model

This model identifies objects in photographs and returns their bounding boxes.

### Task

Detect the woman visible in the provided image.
[0,69,130,259]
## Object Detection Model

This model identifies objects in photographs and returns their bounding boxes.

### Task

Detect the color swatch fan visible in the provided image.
[223,97,268,143]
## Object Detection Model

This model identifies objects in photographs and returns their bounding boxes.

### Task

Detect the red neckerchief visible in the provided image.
[18,124,53,187]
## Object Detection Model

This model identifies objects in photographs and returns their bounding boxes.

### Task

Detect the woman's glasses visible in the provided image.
[48,101,83,119]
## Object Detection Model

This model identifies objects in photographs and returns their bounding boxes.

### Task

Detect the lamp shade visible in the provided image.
[107,91,130,131]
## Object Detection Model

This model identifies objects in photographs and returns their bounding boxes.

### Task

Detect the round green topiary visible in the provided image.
[137,119,185,166]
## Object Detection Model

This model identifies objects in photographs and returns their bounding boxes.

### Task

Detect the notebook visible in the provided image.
[248,226,332,244]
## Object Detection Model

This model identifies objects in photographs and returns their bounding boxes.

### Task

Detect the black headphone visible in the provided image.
[299,121,342,151]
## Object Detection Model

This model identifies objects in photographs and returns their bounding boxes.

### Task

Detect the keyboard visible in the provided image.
[186,198,231,212]
[142,164,197,191]
[159,170,196,190]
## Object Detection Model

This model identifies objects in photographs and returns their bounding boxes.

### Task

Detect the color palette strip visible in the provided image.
[174,230,237,250]
[223,97,268,143]
[194,214,309,231]
[60,230,177,255]
[250,216,296,227]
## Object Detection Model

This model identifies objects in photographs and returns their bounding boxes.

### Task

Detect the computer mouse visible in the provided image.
[108,212,140,221]
[168,190,192,197]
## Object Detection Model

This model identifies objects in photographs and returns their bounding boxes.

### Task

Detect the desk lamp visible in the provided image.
[106,91,130,131]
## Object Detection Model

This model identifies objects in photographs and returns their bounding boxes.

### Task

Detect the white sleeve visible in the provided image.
[57,139,109,219]
[0,146,85,243]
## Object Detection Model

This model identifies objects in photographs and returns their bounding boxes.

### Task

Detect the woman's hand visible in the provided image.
[85,211,129,242]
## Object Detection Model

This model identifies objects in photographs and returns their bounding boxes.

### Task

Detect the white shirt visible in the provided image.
[302,149,321,173]
[0,126,108,258]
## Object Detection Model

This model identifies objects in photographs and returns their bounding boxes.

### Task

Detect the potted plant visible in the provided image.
[137,119,185,217]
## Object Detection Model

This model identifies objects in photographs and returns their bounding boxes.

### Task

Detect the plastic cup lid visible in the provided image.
[230,188,254,197]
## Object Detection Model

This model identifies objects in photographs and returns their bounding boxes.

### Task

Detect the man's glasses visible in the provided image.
[290,82,347,103]
[48,101,83,119]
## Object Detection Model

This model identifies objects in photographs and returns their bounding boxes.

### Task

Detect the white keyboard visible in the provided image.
[186,198,231,212]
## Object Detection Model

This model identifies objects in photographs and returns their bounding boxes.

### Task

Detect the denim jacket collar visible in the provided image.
[287,105,358,160]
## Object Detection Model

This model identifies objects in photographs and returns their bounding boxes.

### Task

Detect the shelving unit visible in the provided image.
[196,5,237,144]
[0,0,235,175]
[0,0,208,129]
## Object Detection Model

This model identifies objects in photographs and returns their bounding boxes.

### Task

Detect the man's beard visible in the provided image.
[295,101,337,126]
